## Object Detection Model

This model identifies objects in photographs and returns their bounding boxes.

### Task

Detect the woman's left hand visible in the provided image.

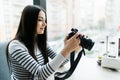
[63,34,82,53]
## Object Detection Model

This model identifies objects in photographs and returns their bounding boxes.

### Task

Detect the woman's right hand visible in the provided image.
[61,33,81,57]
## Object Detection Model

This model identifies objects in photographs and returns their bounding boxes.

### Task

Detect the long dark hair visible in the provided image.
[6,5,48,64]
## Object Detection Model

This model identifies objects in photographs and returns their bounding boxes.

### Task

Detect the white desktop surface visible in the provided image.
[58,56,120,80]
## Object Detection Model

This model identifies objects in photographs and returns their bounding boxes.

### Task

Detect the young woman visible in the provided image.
[6,5,81,80]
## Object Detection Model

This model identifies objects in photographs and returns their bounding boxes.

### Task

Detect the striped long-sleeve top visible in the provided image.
[8,40,69,80]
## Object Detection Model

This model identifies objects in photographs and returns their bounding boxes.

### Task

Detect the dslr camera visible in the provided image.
[68,28,95,50]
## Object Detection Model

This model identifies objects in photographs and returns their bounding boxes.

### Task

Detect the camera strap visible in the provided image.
[54,49,85,80]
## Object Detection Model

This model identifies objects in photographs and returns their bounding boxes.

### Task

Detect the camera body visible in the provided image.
[68,28,95,50]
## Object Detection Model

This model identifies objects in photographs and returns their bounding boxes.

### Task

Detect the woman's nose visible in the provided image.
[42,21,47,26]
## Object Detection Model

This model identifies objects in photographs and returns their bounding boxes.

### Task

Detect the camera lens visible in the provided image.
[80,37,95,50]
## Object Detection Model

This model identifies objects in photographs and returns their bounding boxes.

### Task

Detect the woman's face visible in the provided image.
[37,10,46,34]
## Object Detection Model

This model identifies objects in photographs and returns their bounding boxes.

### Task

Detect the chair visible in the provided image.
[0,41,11,80]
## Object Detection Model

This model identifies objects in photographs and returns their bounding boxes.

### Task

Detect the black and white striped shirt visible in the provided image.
[8,40,69,80]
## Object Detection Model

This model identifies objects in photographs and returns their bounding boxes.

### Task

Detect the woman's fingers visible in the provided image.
[64,35,69,41]
[72,32,79,39]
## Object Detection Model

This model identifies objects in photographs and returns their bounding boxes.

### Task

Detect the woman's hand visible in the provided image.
[61,33,81,57]
[64,34,82,53]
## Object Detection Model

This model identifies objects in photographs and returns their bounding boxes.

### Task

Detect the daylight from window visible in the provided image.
[46,0,120,57]
[0,0,120,57]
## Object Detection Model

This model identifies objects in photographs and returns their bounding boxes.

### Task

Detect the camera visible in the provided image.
[68,28,95,50]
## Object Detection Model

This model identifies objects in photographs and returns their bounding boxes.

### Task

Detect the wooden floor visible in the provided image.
[58,56,120,80]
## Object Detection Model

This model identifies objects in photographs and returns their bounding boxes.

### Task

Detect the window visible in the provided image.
[47,0,120,56]
[0,0,33,42]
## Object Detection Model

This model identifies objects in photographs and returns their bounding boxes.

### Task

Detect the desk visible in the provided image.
[59,56,120,80]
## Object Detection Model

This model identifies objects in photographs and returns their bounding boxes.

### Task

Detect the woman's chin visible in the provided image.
[38,32,44,34]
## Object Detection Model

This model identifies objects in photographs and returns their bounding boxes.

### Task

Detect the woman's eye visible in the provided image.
[38,19,42,21]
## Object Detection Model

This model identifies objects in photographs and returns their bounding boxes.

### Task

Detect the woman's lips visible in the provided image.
[40,28,44,30]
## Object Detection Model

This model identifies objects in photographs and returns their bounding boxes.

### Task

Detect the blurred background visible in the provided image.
[0,0,120,57]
